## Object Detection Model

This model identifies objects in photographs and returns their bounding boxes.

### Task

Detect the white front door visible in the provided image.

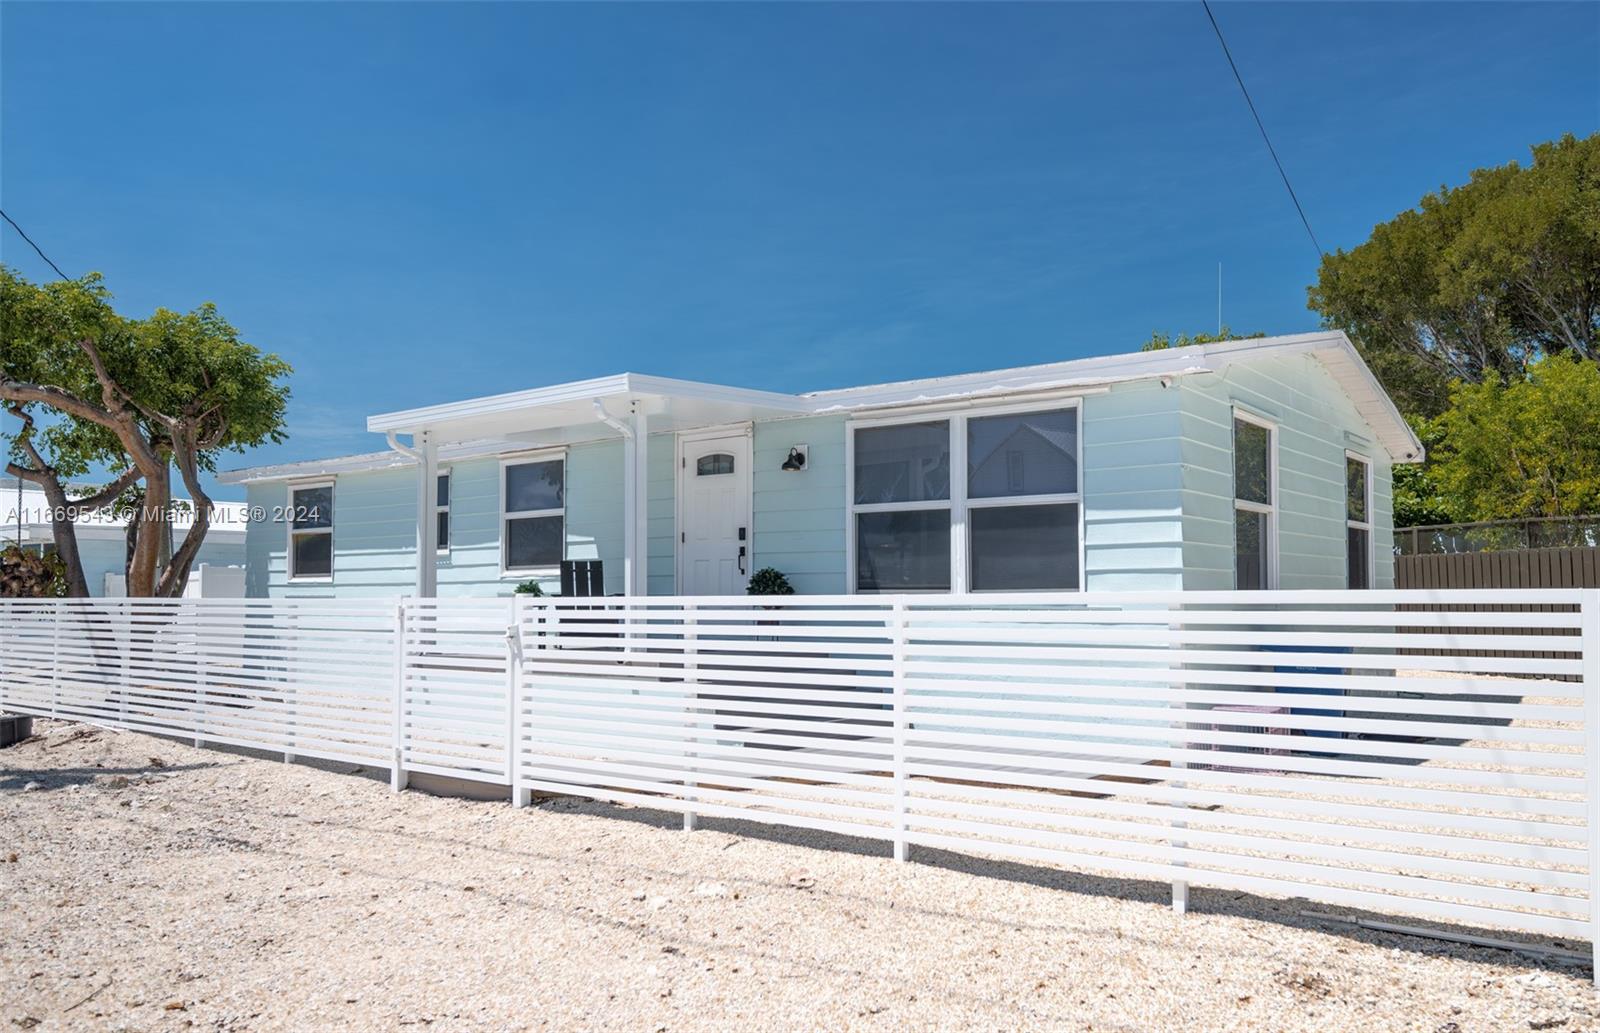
[678,431,752,595]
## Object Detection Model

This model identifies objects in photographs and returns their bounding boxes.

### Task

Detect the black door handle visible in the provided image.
[738,545,747,575]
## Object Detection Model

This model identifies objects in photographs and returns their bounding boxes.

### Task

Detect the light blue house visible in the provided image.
[220,332,1421,599]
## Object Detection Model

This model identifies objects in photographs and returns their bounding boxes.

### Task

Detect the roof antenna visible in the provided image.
[1217,262,1223,336]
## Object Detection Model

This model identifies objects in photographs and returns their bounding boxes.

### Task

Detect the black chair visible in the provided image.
[559,559,604,598]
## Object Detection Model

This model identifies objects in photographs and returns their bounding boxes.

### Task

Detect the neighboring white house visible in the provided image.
[221,331,1422,600]
[1,477,247,596]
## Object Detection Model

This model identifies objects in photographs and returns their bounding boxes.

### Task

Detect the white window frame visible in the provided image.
[286,478,335,583]
[1231,408,1278,590]
[435,468,452,556]
[1345,450,1374,590]
[845,397,1085,594]
[499,450,566,578]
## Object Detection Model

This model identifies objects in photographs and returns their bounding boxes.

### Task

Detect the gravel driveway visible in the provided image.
[2,718,1596,1031]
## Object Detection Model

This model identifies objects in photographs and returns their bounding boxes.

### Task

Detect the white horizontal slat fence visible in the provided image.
[0,599,396,767]
[3,589,1598,962]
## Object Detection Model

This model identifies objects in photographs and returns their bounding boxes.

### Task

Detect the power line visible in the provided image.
[1200,1,1325,263]
[0,208,72,280]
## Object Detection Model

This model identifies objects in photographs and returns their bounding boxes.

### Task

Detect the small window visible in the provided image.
[288,482,334,580]
[696,453,735,476]
[503,458,565,573]
[1232,414,1275,589]
[436,471,451,552]
[1346,454,1372,589]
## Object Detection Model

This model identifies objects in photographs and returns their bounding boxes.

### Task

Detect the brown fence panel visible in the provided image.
[1395,548,1594,673]
[1397,547,1600,590]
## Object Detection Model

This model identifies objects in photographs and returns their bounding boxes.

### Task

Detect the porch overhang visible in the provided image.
[366,372,813,446]
[368,374,814,599]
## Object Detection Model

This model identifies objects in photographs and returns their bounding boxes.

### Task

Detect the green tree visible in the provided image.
[1389,415,1451,528]
[1309,133,1599,417]
[2,271,143,596]
[1,267,292,596]
[1428,353,1600,521]
[1140,326,1265,351]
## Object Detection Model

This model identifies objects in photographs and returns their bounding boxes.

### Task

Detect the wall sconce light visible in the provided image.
[781,445,808,472]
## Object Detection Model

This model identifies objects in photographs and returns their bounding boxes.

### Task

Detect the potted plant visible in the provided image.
[746,567,794,600]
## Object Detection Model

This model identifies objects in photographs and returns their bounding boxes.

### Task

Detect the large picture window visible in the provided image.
[502,456,565,573]
[1346,453,1372,589]
[850,404,1081,593]
[287,481,334,581]
[1232,412,1276,590]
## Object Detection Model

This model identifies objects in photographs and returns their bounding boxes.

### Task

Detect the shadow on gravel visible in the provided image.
[562,798,1591,977]
[171,737,391,786]
[0,761,218,792]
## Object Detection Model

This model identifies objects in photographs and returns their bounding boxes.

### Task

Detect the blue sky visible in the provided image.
[3,2,1596,499]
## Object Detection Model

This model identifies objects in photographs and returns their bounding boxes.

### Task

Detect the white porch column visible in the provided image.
[621,409,649,596]
[414,430,438,597]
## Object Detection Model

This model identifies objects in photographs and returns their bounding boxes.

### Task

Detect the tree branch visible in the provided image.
[0,381,117,426]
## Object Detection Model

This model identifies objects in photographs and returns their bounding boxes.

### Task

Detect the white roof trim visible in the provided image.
[228,330,1420,483]
[365,372,812,435]
[219,439,524,485]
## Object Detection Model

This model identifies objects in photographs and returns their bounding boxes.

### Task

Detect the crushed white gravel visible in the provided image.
[3,718,1598,1032]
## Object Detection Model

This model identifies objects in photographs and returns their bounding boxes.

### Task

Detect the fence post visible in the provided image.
[50,600,62,721]
[683,601,698,832]
[508,595,531,808]
[1582,589,1600,985]
[892,598,908,863]
[282,604,296,765]
[193,601,207,749]
[118,600,132,727]
[1170,600,1188,915]
[391,599,409,793]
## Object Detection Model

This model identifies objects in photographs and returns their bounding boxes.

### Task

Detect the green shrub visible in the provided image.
[746,567,794,596]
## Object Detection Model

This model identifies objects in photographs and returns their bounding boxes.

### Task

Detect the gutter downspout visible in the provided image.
[593,400,633,441]
[385,431,421,461]
[384,430,437,597]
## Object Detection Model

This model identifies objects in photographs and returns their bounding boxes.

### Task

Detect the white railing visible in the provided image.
[3,590,1597,958]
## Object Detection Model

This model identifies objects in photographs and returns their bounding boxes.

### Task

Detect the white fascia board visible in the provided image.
[366,371,813,436]
[365,373,640,434]
[219,439,523,485]
[802,345,1214,410]
[1308,335,1425,463]
[219,450,412,485]
[625,373,815,413]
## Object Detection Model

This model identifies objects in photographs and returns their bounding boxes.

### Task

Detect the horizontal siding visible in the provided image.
[753,416,847,594]
[1081,381,1184,592]
[249,442,631,598]
[647,432,675,596]
[1178,353,1396,590]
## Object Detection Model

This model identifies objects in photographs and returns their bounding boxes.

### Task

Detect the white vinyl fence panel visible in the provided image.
[3,589,1598,957]
[0,599,395,767]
